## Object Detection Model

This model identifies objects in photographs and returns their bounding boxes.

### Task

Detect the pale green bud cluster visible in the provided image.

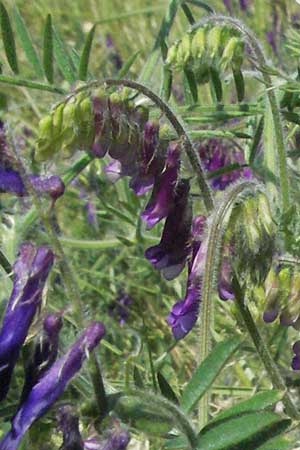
[232,192,275,284]
[36,92,95,161]
[166,25,244,84]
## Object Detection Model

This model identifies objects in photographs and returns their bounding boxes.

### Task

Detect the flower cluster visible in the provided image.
[0,244,106,450]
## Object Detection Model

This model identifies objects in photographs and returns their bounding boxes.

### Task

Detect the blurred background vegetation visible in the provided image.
[1,0,300,448]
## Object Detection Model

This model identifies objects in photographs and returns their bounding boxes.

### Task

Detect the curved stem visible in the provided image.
[127,389,198,449]
[193,15,290,212]
[233,277,300,420]
[75,78,214,213]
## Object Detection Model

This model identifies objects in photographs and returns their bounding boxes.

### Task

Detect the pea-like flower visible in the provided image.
[145,179,192,280]
[20,312,63,403]
[57,404,84,450]
[167,217,208,339]
[0,243,54,402]
[0,321,105,450]
[141,141,181,229]
[198,139,251,190]
[84,427,130,450]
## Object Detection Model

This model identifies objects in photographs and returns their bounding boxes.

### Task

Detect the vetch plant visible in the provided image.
[0,0,300,449]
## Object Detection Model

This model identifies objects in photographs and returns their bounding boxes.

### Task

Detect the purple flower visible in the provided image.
[266,31,277,54]
[20,313,63,403]
[108,291,132,325]
[0,321,105,450]
[223,0,232,13]
[0,243,54,402]
[167,219,208,339]
[141,141,181,229]
[145,179,192,280]
[105,34,123,71]
[57,405,84,450]
[199,139,251,190]
[239,0,248,10]
[84,428,130,450]
[129,121,163,196]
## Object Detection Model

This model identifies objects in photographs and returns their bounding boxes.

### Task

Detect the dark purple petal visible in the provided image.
[0,168,25,195]
[239,0,248,10]
[141,141,180,229]
[20,313,63,403]
[0,243,54,402]
[108,291,132,325]
[84,428,130,450]
[129,120,162,196]
[145,179,192,280]
[57,405,84,450]
[0,321,105,450]
[292,355,300,371]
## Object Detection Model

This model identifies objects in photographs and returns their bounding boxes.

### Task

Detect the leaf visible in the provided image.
[164,435,189,449]
[233,68,245,102]
[210,67,223,103]
[157,372,179,404]
[0,74,65,94]
[256,436,292,450]
[0,2,18,73]
[211,390,284,424]
[13,6,43,77]
[181,3,195,25]
[133,366,144,389]
[184,68,198,103]
[43,14,53,84]
[162,65,173,101]
[52,25,77,83]
[186,0,214,13]
[195,412,291,450]
[181,337,241,413]
[116,50,140,79]
[249,116,264,165]
[78,24,96,81]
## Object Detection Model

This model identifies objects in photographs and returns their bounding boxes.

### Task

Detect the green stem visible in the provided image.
[8,142,107,422]
[0,249,12,278]
[194,15,290,212]
[75,78,214,213]
[233,277,300,420]
[128,389,198,449]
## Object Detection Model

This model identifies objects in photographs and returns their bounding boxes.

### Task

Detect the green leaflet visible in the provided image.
[52,24,77,83]
[116,50,141,79]
[210,390,284,424]
[0,2,18,73]
[43,14,54,83]
[157,372,179,405]
[180,337,242,413]
[195,412,291,450]
[13,6,43,77]
[78,24,96,81]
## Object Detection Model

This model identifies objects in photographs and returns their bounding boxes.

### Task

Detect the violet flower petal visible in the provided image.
[0,321,105,450]
[141,141,181,229]
[0,243,54,402]
[145,179,192,280]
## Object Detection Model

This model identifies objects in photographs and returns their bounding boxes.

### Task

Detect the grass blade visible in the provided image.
[0,2,18,73]
[43,14,54,83]
[13,5,43,77]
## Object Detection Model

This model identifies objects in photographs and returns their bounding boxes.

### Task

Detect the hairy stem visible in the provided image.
[233,277,300,420]
[75,78,214,212]
[199,180,261,427]
[193,15,290,212]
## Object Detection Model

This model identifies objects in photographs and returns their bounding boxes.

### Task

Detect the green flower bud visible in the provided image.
[176,34,192,68]
[166,42,178,66]
[207,25,223,61]
[76,95,95,148]
[35,115,54,161]
[191,28,206,60]
[220,36,240,71]
[232,39,245,71]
